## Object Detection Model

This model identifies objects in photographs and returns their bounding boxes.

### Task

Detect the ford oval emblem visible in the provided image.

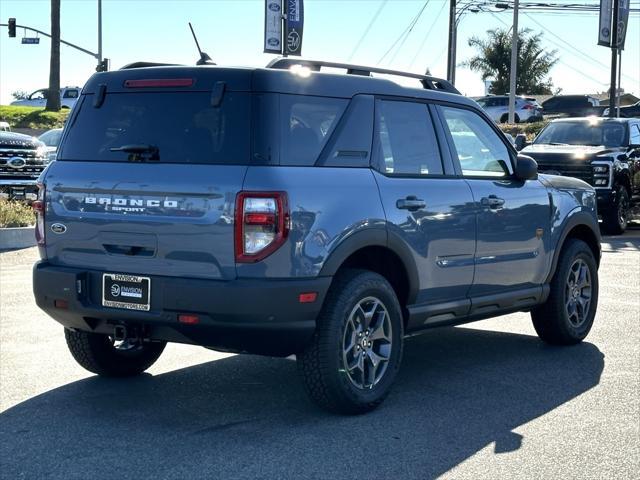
[268,2,281,12]
[267,37,280,47]
[51,223,67,234]
[8,157,26,169]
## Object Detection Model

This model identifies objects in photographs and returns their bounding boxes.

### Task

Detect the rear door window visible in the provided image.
[58,92,251,164]
[375,100,444,176]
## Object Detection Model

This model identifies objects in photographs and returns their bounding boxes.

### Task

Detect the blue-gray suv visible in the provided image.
[32,59,602,414]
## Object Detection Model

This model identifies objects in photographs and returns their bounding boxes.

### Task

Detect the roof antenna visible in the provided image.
[189,22,215,65]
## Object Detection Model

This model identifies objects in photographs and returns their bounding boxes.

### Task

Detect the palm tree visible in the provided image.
[45,0,61,111]
[463,28,558,95]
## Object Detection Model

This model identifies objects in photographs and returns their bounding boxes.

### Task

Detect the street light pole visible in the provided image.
[508,0,519,123]
[98,0,102,62]
[609,0,619,118]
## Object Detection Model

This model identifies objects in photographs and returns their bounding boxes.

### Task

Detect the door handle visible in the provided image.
[481,195,505,209]
[396,196,426,211]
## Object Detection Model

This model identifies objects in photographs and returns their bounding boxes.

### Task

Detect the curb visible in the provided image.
[0,226,36,251]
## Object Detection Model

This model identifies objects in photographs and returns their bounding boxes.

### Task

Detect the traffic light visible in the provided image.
[8,18,16,38]
[96,58,110,72]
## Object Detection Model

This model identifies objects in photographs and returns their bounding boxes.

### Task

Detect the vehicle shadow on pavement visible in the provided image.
[601,223,640,252]
[0,327,604,480]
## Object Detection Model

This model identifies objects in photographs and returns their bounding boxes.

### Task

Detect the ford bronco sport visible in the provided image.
[33,59,601,414]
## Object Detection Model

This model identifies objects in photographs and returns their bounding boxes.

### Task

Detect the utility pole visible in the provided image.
[609,0,619,118]
[46,0,61,111]
[507,0,519,124]
[447,0,456,83]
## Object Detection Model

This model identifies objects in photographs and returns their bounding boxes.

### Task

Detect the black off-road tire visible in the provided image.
[64,328,166,377]
[531,239,598,345]
[297,269,404,414]
[602,187,629,235]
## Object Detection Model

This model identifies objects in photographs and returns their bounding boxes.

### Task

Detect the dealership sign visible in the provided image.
[599,0,630,49]
[263,0,304,56]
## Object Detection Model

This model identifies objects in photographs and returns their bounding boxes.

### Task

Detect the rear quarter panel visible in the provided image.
[238,166,386,278]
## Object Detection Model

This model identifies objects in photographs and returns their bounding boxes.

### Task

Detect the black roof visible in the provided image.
[82,63,478,109]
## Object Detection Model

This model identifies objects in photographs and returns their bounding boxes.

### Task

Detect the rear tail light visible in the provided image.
[235,192,289,263]
[32,182,45,246]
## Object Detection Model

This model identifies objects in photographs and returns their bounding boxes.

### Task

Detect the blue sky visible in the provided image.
[0,0,638,105]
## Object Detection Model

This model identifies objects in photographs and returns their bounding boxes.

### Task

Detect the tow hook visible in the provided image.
[113,325,127,342]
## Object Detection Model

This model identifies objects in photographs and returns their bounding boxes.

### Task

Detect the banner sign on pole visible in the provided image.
[285,0,304,56]
[617,0,630,50]
[264,0,283,53]
[598,0,613,46]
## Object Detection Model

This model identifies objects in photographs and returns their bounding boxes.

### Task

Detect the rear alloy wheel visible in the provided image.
[65,328,166,377]
[531,239,598,345]
[297,269,403,414]
[603,187,629,235]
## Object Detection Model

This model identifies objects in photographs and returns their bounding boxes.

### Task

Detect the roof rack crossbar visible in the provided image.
[266,58,460,95]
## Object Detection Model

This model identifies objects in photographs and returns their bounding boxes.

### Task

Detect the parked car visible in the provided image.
[519,117,640,234]
[541,95,605,117]
[0,131,49,201]
[33,59,601,414]
[475,95,543,123]
[38,128,63,162]
[0,121,11,132]
[10,86,81,109]
[602,101,640,118]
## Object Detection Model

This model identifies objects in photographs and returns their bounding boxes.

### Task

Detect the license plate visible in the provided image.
[102,274,151,311]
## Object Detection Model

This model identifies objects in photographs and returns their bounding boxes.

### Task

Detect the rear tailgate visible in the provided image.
[44,69,253,280]
[43,161,244,280]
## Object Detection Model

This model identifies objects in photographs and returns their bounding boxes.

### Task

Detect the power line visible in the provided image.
[348,0,388,62]
[522,12,638,83]
[377,1,430,65]
[488,11,609,86]
[408,0,448,69]
[388,0,432,65]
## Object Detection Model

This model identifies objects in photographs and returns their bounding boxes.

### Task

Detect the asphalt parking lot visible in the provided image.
[0,228,638,479]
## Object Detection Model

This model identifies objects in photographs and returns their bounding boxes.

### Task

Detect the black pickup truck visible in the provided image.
[0,131,49,201]
[519,117,640,234]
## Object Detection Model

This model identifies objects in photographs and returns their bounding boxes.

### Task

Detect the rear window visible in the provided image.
[58,92,250,164]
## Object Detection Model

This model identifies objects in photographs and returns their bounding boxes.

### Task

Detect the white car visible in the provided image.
[38,128,63,162]
[0,121,10,132]
[11,87,81,109]
[475,95,544,123]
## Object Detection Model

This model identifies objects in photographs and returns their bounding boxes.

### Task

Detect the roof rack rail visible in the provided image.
[266,57,460,95]
[119,62,182,70]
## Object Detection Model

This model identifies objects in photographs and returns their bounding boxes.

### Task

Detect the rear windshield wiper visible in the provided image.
[110,144,159,161]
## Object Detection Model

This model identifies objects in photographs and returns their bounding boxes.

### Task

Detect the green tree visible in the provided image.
[45,0,61,111]
[463,28,558,95]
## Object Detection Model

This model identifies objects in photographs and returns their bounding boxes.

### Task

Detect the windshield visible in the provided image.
[534,121,627,147]
[58,92,250,164]
[39,129,62,147]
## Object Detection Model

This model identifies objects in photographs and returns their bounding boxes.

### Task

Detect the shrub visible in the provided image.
[0,200,36,228]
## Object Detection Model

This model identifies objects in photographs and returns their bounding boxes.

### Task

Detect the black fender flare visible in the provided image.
[319,228,420,305]
[545,211,601,283]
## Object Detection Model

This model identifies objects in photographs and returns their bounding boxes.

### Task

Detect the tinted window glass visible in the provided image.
[280,95,347,166]
[59,92,250,164]
[39,129,62,147]
[629,125,640,146]
[441,106,510,177]
[376,100,443,176]
[63,89,79,99]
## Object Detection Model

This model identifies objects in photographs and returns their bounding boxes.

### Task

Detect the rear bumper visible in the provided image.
[33,261,332,356]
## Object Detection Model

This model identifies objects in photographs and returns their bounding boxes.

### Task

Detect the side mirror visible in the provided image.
[515,155,538,181]
[514,134,528,151]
